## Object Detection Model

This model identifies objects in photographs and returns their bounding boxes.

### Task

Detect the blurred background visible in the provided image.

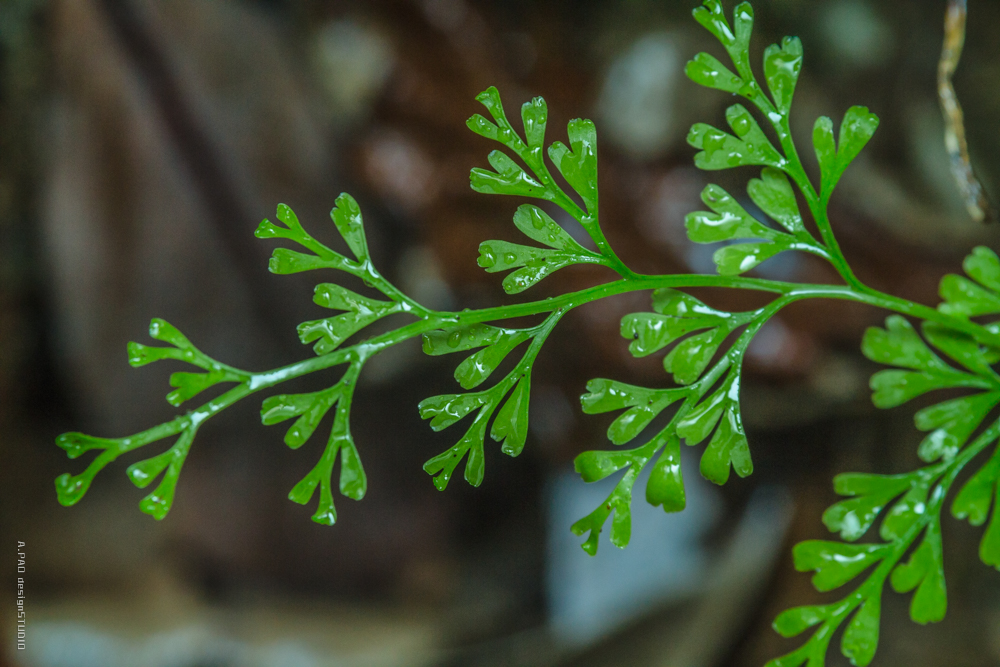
[3,0,1000,665]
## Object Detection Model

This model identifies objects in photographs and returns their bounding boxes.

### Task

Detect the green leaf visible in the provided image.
[138,467,181,521]
[125,449,174,489]
[297,304,390,355]
[869,369,974,409]
[861,316,952,373]
[55,471,94,507]
[127,342,187,367]
[646,432,686,512]
[686,184,786,245]
[651,288,730,318]
[980,481,1000,568]
[520,97,547,149]
[663,328,726,385]
[889,530,947,624]
[512,204,589,252]
[418,392,486,431]
[621,312,718,357]
[938,274,1000,318]
[687,104,784,171]
[922,323,997,376]
[269,248,349,274]
[580,378,663,413]
[330,193,368,261]
[287,455,339,526]
[773,605,828,638]
[478,240,565,275]
[127,319,224,373]
[491,377,530,456]
[879,482,930,541]
[148,318,194,350]
[254,219,294,241]
[477,232,599,294]
[574,448,637,484]
[467,112,501,143]
[580,379,684,445]
[338,439,367,500]
[571,468,634,553]
[313,283,389,315]
[422,323,508,356]
[713,242,790,276]
[685,52,744,94]
[288,472,323,511]
[423,414,489,490]
[467,86,524,153]
[165,369,233,407]
[823,472,911,541]
[793,540,887,592]
[763,37,803,115]
[547,118,598,213]
[260,388,339,449]
[276,202,303,232]
[692,1,753,68]
[813,106,880,198]
[952,448,1000,527]
[913,392,1000,462]
[55,432,114,460]
[964,246,1000,292]
[862,316,981,408]
[699,407,752,484]
[470,150,546,198]
[676,374,734,445]
[747,167,804,234]
[453,330,528,389]
[841,592,881,667]
[572,438,662,554]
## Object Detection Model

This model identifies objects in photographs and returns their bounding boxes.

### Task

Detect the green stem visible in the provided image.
[98,272,1000,483]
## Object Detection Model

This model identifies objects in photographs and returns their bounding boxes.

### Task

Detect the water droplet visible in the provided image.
[504,252,517,265]
[732,115,751,136]
[479,245,496,268]
[704,130,727,152]
[447,331,462,348]
[531,215,546,230]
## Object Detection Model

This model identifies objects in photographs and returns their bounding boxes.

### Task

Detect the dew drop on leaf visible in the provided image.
[479,245,496,268]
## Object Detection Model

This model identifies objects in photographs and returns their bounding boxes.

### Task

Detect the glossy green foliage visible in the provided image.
[570,286,779,555]
[467,86,633,278]
[812,107,880,199]
[55,193,435,526]
[570,435,665,554]
[771,249,1000,665]
[861,315,1000,465]
[622,288,745,383]
[685,171,826,275]
[55,318,253,520]
[939,246,1000,318]
[861,315,995,409]
[418,316,558,489]
[688,104,784,171]
[477,205,604,294]
[52,4,1000,666]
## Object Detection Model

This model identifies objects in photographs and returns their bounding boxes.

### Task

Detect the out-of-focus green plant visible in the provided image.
[55,1,1000,663]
